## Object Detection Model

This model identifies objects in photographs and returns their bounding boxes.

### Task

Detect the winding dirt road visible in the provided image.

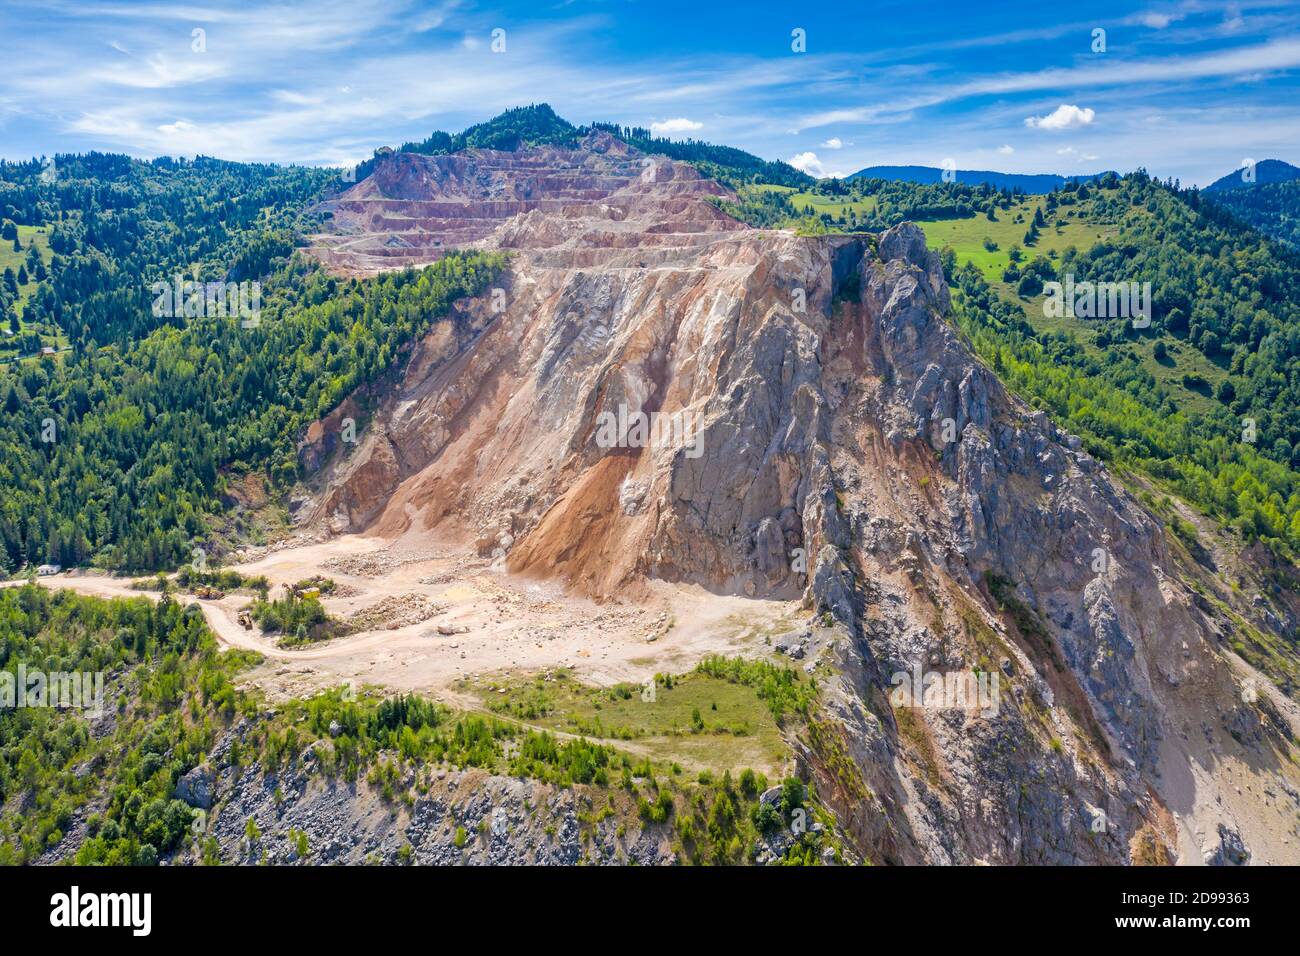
[5,532,799,704]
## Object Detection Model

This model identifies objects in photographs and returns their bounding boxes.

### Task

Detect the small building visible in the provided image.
[36,563,61,575]
[40,346,56,356]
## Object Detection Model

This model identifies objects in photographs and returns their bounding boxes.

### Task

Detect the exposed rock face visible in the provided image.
[1204,823,1250,866]
[301,135,1300,864]
[179,727,673,866]
[174,764,215,810]
[310,130,741,275]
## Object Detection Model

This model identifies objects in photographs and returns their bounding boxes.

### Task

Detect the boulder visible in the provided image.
[1204,823,1250,866]
[175,764,215,810]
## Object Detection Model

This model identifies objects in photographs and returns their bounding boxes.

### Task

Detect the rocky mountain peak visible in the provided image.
[298,137,1300,865]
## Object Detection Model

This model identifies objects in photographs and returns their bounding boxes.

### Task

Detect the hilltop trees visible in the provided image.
[950,171,1300,557]
[0,152,504,573]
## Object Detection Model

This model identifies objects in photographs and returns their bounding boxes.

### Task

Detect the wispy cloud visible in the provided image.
[0,0,1296,186]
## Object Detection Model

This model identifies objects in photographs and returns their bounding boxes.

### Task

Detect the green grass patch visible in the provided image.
[465,664,793,775]
[917,198,1119,288]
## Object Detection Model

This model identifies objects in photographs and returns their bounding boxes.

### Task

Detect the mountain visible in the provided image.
[4,107,1300,869]
[1200,160,1300,248]
[353,103,814,190]
[296,127,1300,864]
[1204,179,1300,248]
[848,164,1113,193]
[313,129,739,275]
[1202,158,1300,192]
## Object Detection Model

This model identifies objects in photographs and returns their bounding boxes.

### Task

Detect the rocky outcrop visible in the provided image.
[300,134,1300,864]
[180,726,673,866]
[174,764,215,810]
[1204,823,1250,866]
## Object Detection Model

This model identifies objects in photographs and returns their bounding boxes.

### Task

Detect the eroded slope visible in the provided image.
[299,134,1300,864]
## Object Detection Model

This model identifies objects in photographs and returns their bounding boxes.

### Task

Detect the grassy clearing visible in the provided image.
[0,223,62,359]
[917,198,1119,288]
[768,185,879,220]
[919,199,1229,416]
[461,660,809,776]
[0,224,51,311]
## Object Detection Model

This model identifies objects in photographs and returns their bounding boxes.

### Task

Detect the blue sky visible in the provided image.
[0,0,1297,186]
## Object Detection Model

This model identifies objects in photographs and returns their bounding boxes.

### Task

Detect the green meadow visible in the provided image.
[0,223,52,312]
[915,201,1226,416]
[462,667,794,776]
[916,198,1119,289]
[1,223,68,360]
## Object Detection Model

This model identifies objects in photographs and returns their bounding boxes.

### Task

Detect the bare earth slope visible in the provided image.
[293,131,1300,864]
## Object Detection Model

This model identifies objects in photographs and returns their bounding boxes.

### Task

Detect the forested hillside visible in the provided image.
[945,174,1300,554]
[0,154,335,348]
[1206,179,1300,249]
[0,584,246,865]
[0,154,504,574]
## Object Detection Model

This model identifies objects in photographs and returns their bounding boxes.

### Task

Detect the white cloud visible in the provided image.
[997,144,1014,154]
[1056,146,1076,155]
[412,1,460,32]
[94,52,227,90]
[1025,104,1096,130]
[1135,11,1182,29]
[789,151,828,176]
[272,90,325,106]
[820,136,842,149]
[649,117,703,137]
[795,38,1300,134]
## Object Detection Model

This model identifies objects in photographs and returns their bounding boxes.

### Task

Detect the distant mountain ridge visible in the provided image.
[847,164,1113,193]
[1203,159,1300,192]
[1201,162,1300,248]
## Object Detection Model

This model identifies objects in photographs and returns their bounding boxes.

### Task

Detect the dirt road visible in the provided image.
[5,532,801,704]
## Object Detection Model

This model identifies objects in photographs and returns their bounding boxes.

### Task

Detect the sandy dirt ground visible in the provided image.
[4,532,802,707]
[1156,650,1300,866]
